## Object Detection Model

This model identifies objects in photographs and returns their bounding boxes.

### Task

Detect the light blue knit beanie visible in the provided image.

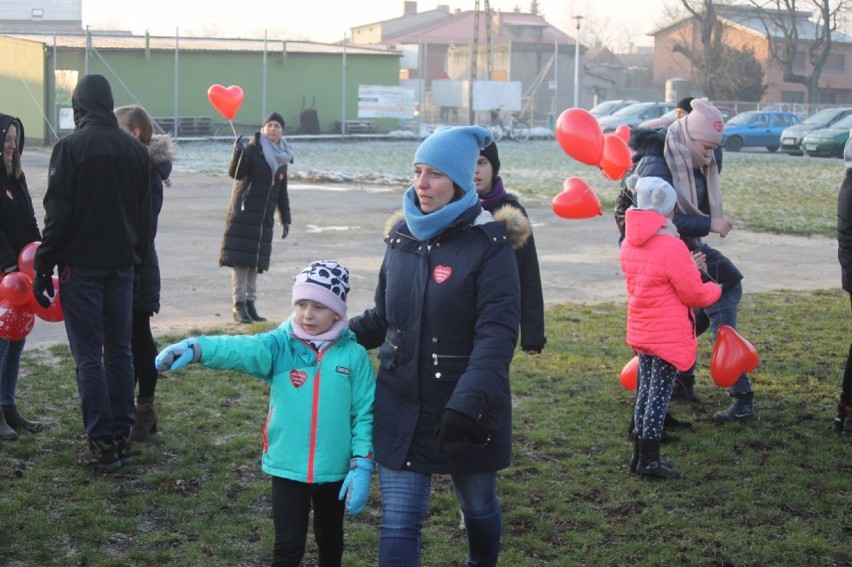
[412,126,494,193]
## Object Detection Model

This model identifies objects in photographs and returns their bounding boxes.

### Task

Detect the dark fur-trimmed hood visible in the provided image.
[384,204,531,250]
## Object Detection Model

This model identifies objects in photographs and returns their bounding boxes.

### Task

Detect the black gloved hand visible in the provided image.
[281,224,289,239]
[436,409,491,453]
[32,272,55,308]
[234,135,245,152]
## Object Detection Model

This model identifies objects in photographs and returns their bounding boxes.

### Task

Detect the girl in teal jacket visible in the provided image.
[157,260,375,567]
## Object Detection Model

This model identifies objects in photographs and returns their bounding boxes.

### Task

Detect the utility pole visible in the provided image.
[573,15,583,108]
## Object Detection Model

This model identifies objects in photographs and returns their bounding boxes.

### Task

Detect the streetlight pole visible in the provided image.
[573,15,583,108]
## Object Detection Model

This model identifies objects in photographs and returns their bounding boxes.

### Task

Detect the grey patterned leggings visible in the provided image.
[633,354,677,440]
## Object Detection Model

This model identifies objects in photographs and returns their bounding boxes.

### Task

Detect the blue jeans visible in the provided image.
[704,282,752,394]
[377,465,502,567]
[0,337,25,406]
[60,265,135,441]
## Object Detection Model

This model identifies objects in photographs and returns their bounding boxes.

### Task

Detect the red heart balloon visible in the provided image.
[710,325,760,387]
[0,299,36,341]
[620,356,638,390]
[17,241,40,279]
[615,124,632,144]
[0,272,33,306]
[554,108,604,166]
[600,133,633,181]
[29,276,63,323]
[552,177,602,219]
[207,84,244,120]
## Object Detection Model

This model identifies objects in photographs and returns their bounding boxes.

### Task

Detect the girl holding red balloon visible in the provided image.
[620,177,722,479]
[0,113,44,440]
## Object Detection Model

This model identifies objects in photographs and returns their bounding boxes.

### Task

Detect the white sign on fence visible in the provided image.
[358,85,416,118]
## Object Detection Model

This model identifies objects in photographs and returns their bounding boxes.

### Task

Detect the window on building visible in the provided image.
[792,50,806,71]
[781,90,805,104]
[825,52,845,73]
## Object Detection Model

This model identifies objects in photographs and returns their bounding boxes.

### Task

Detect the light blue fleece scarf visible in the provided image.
[402,185,478,242]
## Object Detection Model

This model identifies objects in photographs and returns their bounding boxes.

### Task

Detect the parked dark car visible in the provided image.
[721,111,802,152]
[597,102,676,133]
[589,99,640,118]
[780,107,852,155]
[800,115,852,157]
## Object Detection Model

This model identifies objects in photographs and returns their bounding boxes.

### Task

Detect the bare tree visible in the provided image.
[749,0,851,104]
[669,0,730,98]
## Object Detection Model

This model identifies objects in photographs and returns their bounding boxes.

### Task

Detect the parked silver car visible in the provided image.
[597,102,676,133]
[779,107,852,155]
[588,99,640,118]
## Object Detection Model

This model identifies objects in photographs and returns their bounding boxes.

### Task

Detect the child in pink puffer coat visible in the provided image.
[620,176,722,479]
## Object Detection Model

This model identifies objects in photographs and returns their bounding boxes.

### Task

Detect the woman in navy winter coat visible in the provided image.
[350,126,527,567]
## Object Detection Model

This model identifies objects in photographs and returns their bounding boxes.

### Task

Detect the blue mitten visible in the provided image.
[337,457,373,515]
[155,339,201,372]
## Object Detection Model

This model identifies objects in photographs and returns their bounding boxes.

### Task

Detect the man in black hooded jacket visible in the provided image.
[33,74,152,472]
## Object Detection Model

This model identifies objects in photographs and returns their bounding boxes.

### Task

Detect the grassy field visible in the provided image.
[2,289,850,566]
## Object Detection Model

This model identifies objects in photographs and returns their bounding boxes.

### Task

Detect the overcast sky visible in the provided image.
[82,0,669,48]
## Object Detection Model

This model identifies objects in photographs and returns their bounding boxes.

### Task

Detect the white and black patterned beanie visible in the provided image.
[291,260,350,318]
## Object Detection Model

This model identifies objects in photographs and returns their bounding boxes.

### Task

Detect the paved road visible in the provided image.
[19,150,841,350]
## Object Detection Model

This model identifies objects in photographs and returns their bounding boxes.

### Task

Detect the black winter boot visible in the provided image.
[233,302,251,324]
[2,405,44,433]
[245,301,266,322]
[637,438,681,480]
[835,403,852,435]
[629,436,640,474]
[672,373,701,402]
[130,396,158,442]
[713,391,755,423]
[0,409,18,441]
[664,411,693,430]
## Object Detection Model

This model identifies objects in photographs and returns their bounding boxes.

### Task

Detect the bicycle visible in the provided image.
[485,110,530,142]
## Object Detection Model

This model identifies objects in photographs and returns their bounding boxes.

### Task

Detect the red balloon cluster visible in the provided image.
[207,84,244,121]
[552,107,635,219]
[0,242,63,341]
[710,325,759,387]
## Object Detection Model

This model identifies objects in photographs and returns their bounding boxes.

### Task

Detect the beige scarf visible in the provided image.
[663,119,723,219]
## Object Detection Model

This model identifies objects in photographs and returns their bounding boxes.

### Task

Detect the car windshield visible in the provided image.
[829,116,852,130]
[590,101,625,114]
[725,112,756,126]
[611,103,652,117]
[803,109,845,125]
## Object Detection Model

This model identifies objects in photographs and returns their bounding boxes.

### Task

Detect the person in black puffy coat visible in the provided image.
[220,112,293,324]
[834,138,852,435]
[350,126,528,566]
[474,141,546,354]
[115,105,174,443]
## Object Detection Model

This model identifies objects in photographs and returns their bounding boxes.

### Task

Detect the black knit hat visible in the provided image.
[263,112,285,128]
[676,97,695,114]
[480,141,500,176]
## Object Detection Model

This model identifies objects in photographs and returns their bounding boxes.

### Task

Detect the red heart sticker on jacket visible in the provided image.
[433,265,452,284]
[290,370,307,388]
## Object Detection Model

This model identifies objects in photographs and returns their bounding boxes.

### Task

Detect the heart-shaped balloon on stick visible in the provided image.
[552,177,602,219]
[207,84,244,137]
[710,325,760,387]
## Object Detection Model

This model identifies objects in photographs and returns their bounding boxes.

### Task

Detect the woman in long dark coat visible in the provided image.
[220,112,293,324]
